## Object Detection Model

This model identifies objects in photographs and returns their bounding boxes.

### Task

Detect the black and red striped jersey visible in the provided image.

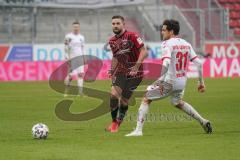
[108,30,144,76]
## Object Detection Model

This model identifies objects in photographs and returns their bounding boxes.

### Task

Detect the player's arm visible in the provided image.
[189,45,205,92]
[131,46,148,69]
[158,57,170,81]
[108,41,118,77]
[137,46,148,66]
[108,57,118,77]
[151,56,170,87]
[81,36,85,64]
[192,57,205,92]
[129,35,148,76]
[64,36,70,60]
[155,44,172,84]
[129,46,148,76]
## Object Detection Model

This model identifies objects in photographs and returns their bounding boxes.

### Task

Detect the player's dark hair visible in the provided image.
[72,20,80,25]
[162,19,180,35]
[112,15,125,22]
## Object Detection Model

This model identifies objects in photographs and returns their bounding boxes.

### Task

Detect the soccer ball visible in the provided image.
[32,123,49,139]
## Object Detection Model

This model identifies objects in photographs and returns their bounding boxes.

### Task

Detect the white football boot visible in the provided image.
[125,129,143,137]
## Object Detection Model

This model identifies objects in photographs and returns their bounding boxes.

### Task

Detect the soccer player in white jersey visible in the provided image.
[126,19,212,136]
[64,21,85,96]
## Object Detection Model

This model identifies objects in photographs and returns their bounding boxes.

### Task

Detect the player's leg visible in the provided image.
[171,91,212,134]
[126,81,172,136]
[136,81,173,131]
[73,57,84,95]
[125,96,152,137]
[106,86,122,132]
[106,75,125,132]
[110,86,122,122]
[77,72,84,95]
[65,74,72,86]
[64,61,73,97]
[64,74,73,97]
[118,76,143,124]
[118,97,129,124]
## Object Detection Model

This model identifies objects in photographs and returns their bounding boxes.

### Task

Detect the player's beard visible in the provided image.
[113,28,122,35]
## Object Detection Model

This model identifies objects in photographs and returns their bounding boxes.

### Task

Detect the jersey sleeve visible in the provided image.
[131,33,144,49]
[81,36,85,47]
[64,34,70,59]
[64,34,70,45]
[109,41,117,58]
[189,45,198,61]
[161,42,172,60]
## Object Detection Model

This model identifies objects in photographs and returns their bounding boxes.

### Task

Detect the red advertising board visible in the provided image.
[205,41,240,58]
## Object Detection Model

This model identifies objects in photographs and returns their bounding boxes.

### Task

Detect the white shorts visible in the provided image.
[68,58,84,75]
[145,81,185,105]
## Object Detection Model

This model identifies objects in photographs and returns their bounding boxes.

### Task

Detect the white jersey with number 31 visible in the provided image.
[161,37,198,90]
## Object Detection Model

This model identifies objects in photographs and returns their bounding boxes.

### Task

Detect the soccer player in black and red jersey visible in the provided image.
[106,15,148,133]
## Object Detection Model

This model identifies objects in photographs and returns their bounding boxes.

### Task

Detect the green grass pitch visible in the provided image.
[0,78,239,160]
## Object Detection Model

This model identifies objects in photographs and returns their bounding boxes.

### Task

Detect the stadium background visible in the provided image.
[0,0,239,160]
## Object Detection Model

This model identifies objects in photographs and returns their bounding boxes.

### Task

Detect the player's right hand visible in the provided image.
[129,65,139,76]
[107,69,113,78]
[64,55,69,60]
[198,83,205,93]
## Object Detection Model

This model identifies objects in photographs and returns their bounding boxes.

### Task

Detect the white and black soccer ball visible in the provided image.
[32,123,49,139]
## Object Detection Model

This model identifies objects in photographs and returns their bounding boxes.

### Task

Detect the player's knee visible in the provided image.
[110,88,121,98]
[77,73,84,78]
[65,75,72,84]
[120,98,129,106]
[171,98,178,106]
[110,93,118,99]
[172,99,184,108]
[142,96,151,105]
[110,90,119,98]
[67,75,72,81]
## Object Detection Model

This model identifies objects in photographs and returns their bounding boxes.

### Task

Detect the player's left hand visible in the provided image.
[198,83,205,93]
[129,65,139,76]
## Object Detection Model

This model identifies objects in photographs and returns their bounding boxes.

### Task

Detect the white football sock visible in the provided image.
[64,76,72,95]
[77,77,83,94]
[136,102,149,131]
[65,76,71,86]
[180,102,206,124]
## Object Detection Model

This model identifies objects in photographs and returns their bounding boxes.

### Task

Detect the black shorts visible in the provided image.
[112,74,143,99]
